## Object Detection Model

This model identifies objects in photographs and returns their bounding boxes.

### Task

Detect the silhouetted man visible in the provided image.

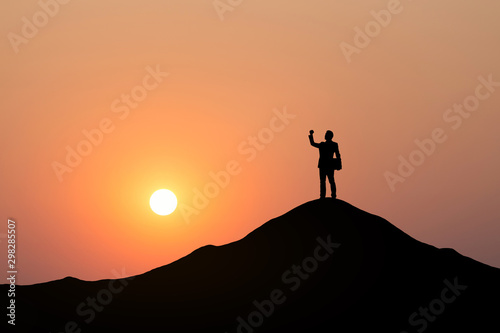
[309,130,341,199]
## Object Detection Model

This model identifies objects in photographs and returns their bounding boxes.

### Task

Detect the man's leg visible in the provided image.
[327,169,336,198]
[319,168,326,198]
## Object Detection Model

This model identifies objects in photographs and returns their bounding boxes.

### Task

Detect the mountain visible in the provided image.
[3,199,500,332]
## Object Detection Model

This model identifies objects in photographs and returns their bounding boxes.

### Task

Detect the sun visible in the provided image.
[150,189,177,216]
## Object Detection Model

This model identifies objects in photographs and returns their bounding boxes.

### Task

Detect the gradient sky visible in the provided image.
[1,0,499,285]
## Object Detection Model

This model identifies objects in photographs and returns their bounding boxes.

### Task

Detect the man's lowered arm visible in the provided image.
[335,142,341,159]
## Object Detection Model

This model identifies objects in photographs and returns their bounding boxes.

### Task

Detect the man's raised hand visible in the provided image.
[309,130,314,135]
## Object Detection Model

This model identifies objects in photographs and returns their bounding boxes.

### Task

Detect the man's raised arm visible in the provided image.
[309,130,320,148]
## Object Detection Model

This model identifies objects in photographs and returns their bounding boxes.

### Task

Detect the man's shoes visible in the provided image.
[320,196,326,199]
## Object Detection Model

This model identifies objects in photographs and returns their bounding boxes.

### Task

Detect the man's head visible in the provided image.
[325,130,334,141]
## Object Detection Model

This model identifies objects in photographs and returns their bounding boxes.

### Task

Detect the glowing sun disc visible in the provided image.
[150,189,177,216]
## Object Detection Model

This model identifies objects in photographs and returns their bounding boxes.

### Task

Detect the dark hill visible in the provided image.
[3,199,499,332]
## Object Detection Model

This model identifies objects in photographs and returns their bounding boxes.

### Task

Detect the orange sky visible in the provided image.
[1,0,500,285]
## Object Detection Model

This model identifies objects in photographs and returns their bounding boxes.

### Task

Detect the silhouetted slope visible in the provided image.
[3,199,499,332]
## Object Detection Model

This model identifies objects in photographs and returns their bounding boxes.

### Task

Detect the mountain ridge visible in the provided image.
[3,199,499,332]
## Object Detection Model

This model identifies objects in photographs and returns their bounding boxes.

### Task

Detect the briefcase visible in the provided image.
[333,158,342,170]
